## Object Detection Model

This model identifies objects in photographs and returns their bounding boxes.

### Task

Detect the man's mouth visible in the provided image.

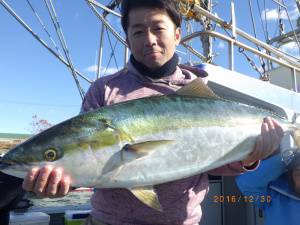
[144,51,160,56]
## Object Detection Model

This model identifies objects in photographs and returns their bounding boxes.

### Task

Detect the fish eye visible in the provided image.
[44,148,57,161]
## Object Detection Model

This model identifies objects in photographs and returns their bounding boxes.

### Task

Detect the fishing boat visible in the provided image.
[0,0,300,224]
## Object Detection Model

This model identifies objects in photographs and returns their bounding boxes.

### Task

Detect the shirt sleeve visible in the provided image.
[208,160,259,176]
[80,80,105,113]
[235,154,286,208]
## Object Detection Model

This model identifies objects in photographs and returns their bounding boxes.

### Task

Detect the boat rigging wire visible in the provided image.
[247,0,267,76]
[0,0,92,85]
[263,0,270,42]
[256,0,269,42]
[238,47,268,80]
[88,0,121,18]
[105,26,119,71]
[86,0,127,47]
[0,99,78,108]
[25,0,61,56]
[103,27,120,76]
[44,0,85,100]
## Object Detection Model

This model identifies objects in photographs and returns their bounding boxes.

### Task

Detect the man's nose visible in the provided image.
[144,30,157,47]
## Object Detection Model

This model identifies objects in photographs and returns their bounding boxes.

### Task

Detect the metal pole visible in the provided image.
[231,0,236,38]
[293,68,298,92]
[97,23,105,79]
[124,46,129,66]
[230,0,235,70]
[181,30,300,71]
[229,41,234,71]
[191,4,300,68]
[200,0,212,61]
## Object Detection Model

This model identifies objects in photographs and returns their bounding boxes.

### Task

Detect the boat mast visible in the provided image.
[199,0,213,63]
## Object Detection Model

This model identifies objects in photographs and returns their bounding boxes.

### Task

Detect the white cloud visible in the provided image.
[217,41,225,49]
[262,8,280,21]
[280,42,300,57]
[85,65,98,73]
[84,65,119,76]
[262,5,299,21]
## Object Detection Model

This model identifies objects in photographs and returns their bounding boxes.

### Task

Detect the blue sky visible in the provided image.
[0,0,299,134]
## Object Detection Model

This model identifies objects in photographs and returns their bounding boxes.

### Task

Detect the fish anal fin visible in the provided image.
[130,186,162,211]
[176,77,219,99]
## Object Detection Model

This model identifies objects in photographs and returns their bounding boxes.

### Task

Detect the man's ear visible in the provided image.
[175,27,182,46]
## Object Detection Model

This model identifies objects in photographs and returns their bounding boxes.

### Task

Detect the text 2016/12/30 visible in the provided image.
[213,195,272,203]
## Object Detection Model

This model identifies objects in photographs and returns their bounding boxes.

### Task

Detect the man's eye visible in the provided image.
[133,31,143,36]
[155,27,165,31]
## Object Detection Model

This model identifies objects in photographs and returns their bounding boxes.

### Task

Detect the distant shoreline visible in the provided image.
[0,133,31,153]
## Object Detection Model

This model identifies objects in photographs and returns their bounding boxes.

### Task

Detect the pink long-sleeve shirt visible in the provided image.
[80,62,254,225]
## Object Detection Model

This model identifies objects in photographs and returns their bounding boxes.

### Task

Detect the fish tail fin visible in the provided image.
[288,120,300,148]
[293,128,300,148]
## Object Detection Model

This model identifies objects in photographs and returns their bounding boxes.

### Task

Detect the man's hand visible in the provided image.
[242,117,284,166]
[22,166,71,198]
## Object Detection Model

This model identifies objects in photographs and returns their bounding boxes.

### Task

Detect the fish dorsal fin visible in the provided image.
[176,77,219,99]
[130,186,162,211]
[123,140,174,158]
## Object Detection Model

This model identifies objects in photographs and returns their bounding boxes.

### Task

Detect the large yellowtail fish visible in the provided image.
[1,78,299,210]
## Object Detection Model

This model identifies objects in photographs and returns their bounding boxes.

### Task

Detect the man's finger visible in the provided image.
[22,167,39,191]
[45,168,63,198]
[272,119,284,138]
[33,165,53,197]
[243,136,263,165]
[56,176,71,198]
[265,117,279,153]
[261,122,271,155]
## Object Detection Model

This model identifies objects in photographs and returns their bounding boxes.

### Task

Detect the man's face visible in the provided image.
[126,7,181,69]
[292,166,300,195]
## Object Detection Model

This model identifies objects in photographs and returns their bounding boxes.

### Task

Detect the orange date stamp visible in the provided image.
[213,195,272,203]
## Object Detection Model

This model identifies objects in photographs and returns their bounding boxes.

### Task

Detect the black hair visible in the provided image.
[287,151,300,196]
[120,0,182,34]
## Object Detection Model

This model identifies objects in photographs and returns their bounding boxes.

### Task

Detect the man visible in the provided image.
[0,172,25,225]
[236,150,300,225]
[23,1,283,224]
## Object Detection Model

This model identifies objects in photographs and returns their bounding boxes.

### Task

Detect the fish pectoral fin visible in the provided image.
[98,119,134,143]
[122,140,174,158]
[176,77,220,99]
[130,186,162,211]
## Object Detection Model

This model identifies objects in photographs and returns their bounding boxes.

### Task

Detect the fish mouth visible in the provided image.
[0,154,19,170]
[0,161,13,170]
